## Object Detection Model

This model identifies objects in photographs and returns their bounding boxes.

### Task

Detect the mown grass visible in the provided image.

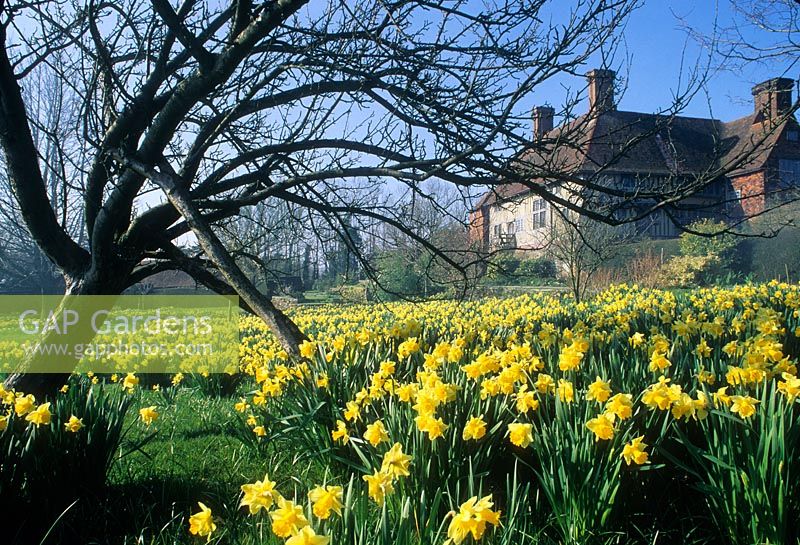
[20,383,324,545]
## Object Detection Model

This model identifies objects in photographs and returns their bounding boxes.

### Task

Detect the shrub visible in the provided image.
[375,251,424,299]
[339,282,372,303]
[679,220,740,263]
[740,227,800,281]
[516,257,557,280]
[656,254,722,288]
[484,253,521,282]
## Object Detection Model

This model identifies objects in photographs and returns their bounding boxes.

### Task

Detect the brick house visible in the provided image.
[469,70,800,252]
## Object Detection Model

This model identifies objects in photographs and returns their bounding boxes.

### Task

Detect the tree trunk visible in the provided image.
[122,156,307,357]
[3,275,122,399]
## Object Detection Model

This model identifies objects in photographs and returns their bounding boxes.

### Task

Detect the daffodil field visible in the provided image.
[3,282,800,544]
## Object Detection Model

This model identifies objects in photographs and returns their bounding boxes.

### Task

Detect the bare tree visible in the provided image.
[546,208,633,302]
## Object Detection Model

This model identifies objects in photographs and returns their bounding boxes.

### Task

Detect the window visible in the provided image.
[514,218,524,233]
[531,198,547,229]
[778,159,800,187]
[507,221,516,234]
[493,224,501,238]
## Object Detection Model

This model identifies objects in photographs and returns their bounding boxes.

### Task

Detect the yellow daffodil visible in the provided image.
[188,502,216,539]
[444,494,501,545]
[621,436,649,465]
[381,442,412,478]
[139,406,158,426]
[285,526,331,545]
[462,416,488,441]
[64,415,83,432]
[363,469,394,505]
[586,413,615,441]
[240,473,278,514]
[364,420,389,447]
[331,420,350,444]
[730,395,760,419]
[270,497,309,537]
[308,485,343,519]
[586,377,612,403]
[507,422,533,448]
[25,402,51,427]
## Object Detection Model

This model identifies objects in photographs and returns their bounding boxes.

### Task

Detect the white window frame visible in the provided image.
[531,198,547,229]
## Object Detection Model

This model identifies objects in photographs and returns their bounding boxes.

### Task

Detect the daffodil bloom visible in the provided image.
[515,386,540,413]
[694,338,712,358]
[14,394,35,416]
[64,415,83,432]
[285,526,331,545]
[444,494,501,545]
[270,497,309,537]
[621,436,649,465]
[586,413,615,441]
[507,422,533,448]
[0,414,7,431]
[396,383,418,402]
[556,379,574,403]
[586,377,612,403]
[331,420,350,445]
[693,392,709,419]
[188,502,216,539]
[253,425,267,437]
[649,351,671,372]
[415,413,447,440]
[139,406,158,426]
[381,442,412,478]
[308,485,343,519]
[122,373,139,391]
[299,340,318,359]
[713,386,732,407]
[730,395,760,419]
[240,473,278,514]
[558,344,584,372]
[534,373,555,394]
[670,393,697,421]
[602,393,632,420]
[25,402,51,427]
[364,420,389,447]
[642,376,680,411]
[696,367,716,385]
[462,416,487,441]
[397,337,420,359]
[778,372,800,402]
[343,401,361,422]
[363,469,394,505]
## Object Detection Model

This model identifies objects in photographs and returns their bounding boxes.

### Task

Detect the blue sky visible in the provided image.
[532,1,796,122]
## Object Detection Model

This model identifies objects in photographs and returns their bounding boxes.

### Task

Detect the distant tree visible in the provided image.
[546,210,633,302]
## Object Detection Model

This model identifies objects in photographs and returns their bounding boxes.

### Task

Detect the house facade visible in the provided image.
[469,70,800,252]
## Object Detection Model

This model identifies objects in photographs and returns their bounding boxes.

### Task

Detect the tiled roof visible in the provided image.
[473,109,795,209]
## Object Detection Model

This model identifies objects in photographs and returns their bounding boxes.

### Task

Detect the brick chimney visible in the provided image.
[752,77,794,124]
[533,106,554,139]
[586,69,616,114]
